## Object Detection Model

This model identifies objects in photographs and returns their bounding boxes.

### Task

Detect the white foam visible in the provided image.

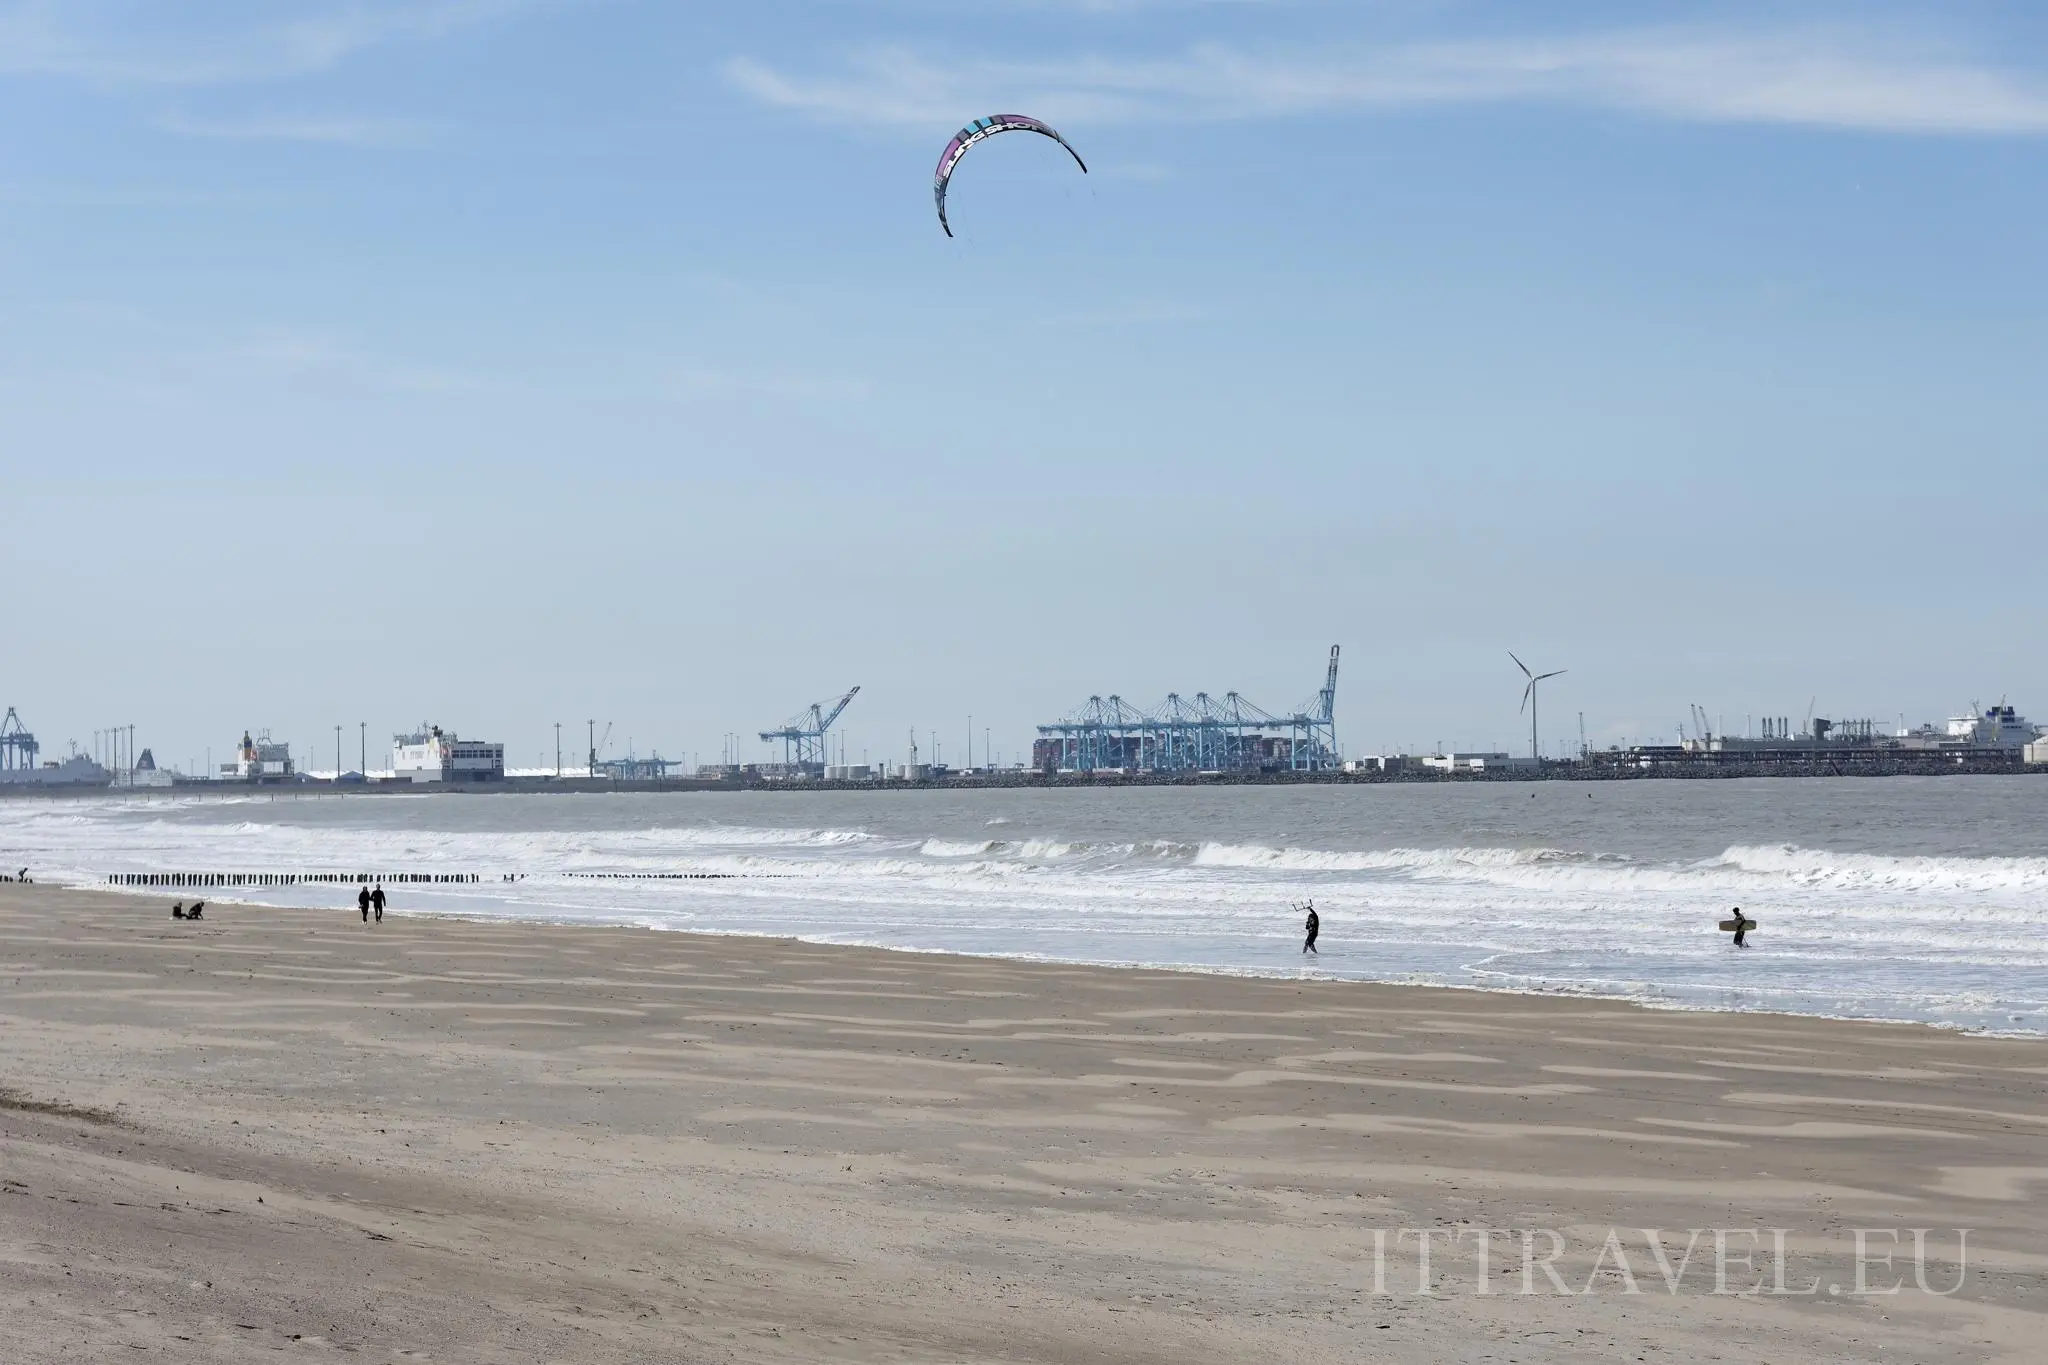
[7,795,2044,1035]
[920,838,997,858]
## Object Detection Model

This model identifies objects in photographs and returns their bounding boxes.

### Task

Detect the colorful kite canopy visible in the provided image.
[934,115,1088,237]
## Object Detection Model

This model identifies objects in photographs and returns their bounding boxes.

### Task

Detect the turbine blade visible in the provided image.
[1509,651,1531,678]
[1521,681,1533,713]
[1537,670,1567,682]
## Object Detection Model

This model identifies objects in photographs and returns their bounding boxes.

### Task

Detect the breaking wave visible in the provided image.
[1716,844,2048,895]
[7,789,2046,1035]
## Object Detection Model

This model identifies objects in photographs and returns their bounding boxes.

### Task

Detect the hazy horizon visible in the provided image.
[6,1,2044,773]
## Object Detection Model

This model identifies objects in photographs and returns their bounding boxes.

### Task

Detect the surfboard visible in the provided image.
[1718,919,1756,932]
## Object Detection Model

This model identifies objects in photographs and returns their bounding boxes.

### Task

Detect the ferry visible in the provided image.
[1944,703,2041,751]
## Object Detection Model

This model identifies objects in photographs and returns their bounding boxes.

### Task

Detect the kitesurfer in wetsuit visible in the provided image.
[1302,903,1320,954]
[1731,906,1747,948]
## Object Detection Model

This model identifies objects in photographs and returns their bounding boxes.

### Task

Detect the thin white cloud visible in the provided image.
[220,328,496,394]
[727,26,2048,135]
[669,367,873,404]
[1052,297,1213,327]
[156,110,425,147]
[0,0,537,87]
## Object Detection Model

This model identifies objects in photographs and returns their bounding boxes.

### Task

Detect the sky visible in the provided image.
[3,0,2045,773]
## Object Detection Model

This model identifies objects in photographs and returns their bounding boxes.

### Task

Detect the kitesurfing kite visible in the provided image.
[934,115,1088,237]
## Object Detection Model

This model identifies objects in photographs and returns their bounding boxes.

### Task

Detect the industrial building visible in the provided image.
[595,755,682,781]
[1344,754,1416,774]
[393,725,505,783]
[1417,752,1537,774]
[1345,752,1531,775]
[1033,647,1341,775]
[1596,700,2042,772]
[1675,703,2039,759]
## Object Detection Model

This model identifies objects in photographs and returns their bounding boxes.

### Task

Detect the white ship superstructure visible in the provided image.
[222,731,293,780]
[1943,704,2040,751]
[120,748,175,789]
[392,725,504,783]
[0,754,110,786]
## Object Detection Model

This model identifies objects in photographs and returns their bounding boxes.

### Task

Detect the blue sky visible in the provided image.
[4,0,2045,772]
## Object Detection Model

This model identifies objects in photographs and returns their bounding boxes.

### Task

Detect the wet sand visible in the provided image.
[2,883,2043,1362]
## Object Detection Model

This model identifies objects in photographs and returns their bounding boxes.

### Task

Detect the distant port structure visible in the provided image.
[758,686,860,778]
[1033,647,1341,775]
[9,668,2048,803]
[223,730,294,780]
[393,725,505,783]
[0,706,116,786]
[1590,701,2048,773]
[1,707,37,772]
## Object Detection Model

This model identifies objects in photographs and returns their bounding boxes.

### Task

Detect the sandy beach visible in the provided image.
[2,883,2043,1363]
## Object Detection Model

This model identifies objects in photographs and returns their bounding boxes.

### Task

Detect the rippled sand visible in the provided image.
[2,884,2043,1362]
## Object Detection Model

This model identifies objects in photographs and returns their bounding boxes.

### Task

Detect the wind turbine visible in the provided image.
[1511,652,1566,762]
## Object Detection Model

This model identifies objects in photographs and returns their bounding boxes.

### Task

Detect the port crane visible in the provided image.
[1,708,38,771]
[1036,648,1341,774]
[760,686,859,773]
[1689,704,1715,748]
[1314,644,1340,732]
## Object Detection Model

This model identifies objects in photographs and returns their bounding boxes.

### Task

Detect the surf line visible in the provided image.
[562,872,795,880]
[104,871,795,886]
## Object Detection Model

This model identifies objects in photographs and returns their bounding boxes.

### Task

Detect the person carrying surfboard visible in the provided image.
[1731,907,1747,948]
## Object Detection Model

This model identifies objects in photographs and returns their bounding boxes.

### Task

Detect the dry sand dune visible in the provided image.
[2,883,2043,1362]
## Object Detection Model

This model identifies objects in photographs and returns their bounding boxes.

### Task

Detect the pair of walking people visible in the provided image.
[358,884,386,923]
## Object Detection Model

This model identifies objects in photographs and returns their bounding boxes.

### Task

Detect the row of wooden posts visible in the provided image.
[102,870,775,887]
[106,872,482,888]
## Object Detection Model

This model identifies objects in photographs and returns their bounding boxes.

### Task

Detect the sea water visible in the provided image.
[6,778,2045,1035]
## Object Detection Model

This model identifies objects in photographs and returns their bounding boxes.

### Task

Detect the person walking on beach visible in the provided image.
[1301,902,1320,954]
[371,884,385,923]
[358,886,371,923]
